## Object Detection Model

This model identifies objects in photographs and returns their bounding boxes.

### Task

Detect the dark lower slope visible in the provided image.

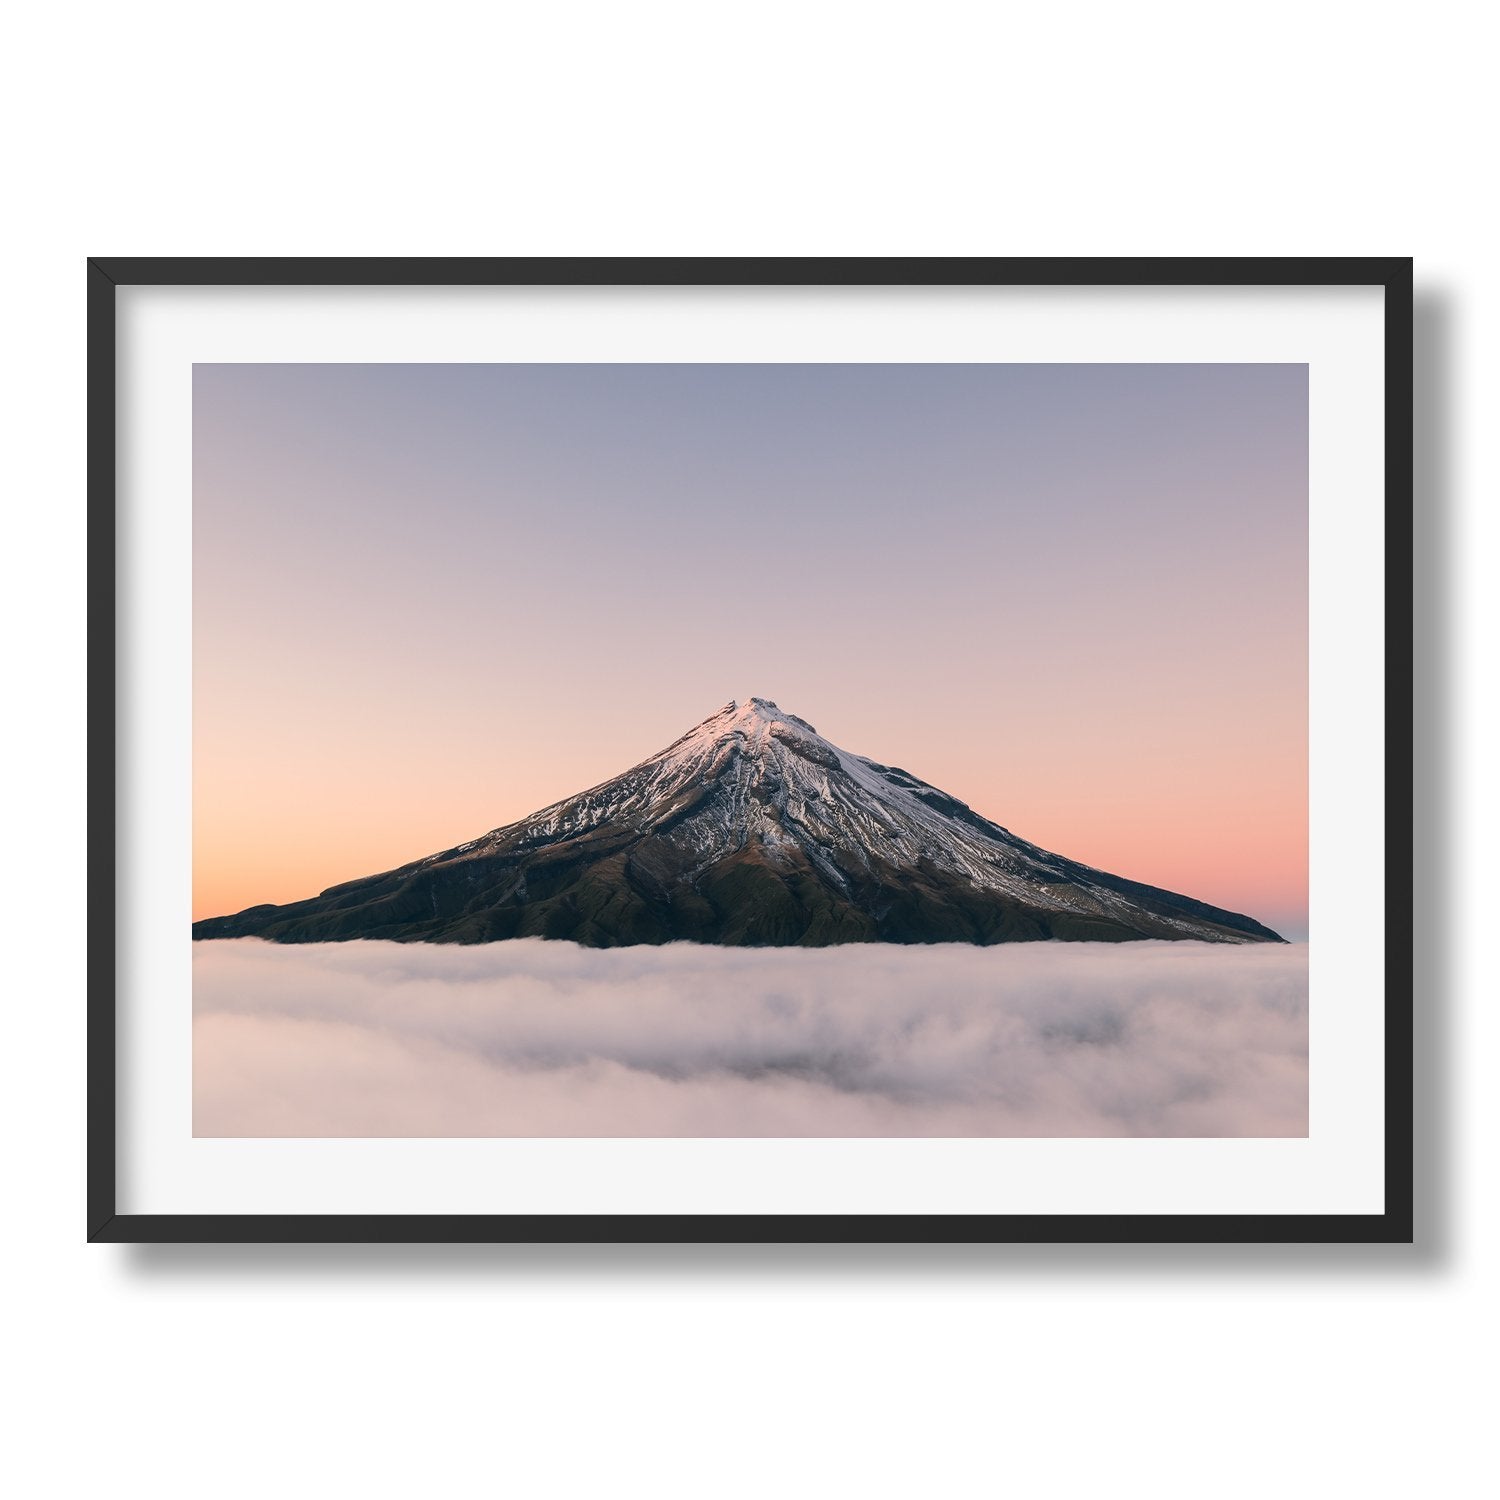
[193,819,1283,947]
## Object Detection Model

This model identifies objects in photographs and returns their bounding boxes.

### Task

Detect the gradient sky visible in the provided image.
[193,363,1308,937]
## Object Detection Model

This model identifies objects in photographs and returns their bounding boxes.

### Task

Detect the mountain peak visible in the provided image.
[713,696,819,736]
[717,695,786,719]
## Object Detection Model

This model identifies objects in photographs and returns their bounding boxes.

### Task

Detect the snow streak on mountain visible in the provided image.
[194,698,1285,946]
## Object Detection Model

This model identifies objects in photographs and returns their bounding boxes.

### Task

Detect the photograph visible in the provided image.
[190,360,1309,1139]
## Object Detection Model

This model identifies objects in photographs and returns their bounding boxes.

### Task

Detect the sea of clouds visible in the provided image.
[192,938,1308,1138]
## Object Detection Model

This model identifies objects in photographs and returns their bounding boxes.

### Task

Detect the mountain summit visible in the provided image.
[193,697,1284,946]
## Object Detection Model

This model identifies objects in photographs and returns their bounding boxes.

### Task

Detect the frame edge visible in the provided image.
[92,256,1417,1246]
[87,259,117,1241]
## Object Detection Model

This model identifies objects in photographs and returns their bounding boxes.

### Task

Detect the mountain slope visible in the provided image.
[193,697,1285,947]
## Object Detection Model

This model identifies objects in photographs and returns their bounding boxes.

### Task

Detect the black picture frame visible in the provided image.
[88,256,1414,1245]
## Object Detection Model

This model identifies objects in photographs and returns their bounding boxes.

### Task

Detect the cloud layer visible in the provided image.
[193,939,1308,1138]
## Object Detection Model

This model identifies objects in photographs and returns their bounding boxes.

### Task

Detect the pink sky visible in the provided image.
[194,363,1307,936]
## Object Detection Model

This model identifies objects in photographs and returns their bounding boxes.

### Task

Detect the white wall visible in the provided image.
[2,4,1490,1496]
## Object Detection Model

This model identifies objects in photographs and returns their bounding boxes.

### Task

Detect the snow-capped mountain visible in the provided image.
[193,697,1285,946]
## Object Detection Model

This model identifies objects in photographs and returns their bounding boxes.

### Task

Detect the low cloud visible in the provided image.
[193,939,1308,1137]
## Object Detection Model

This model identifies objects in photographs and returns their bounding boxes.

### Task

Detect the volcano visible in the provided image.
[193,697,1284,947]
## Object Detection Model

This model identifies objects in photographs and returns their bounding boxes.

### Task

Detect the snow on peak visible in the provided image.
[717,697,819,735]
[635,698,833,786]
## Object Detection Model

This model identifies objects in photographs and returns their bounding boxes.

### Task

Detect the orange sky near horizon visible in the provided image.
[193,363,1308,937]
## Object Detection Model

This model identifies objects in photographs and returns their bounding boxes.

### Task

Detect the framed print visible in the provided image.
[89,257,1413,1243]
